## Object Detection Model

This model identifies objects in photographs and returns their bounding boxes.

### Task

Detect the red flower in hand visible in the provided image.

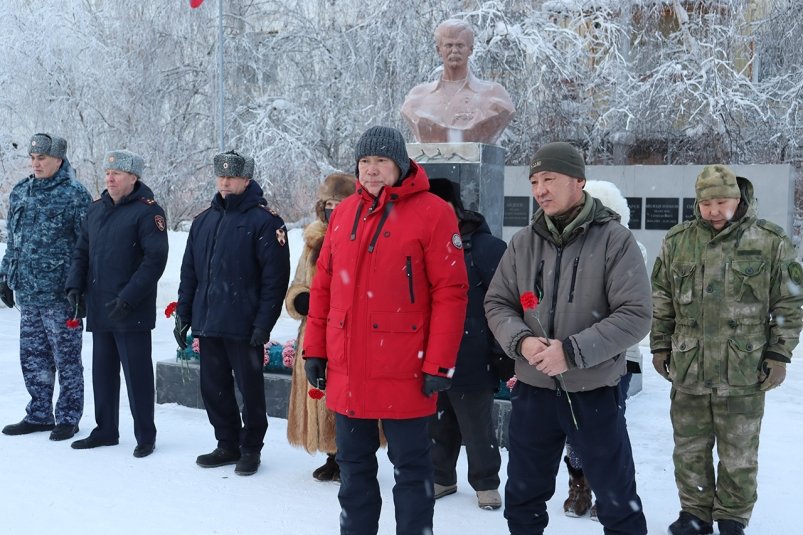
[308,388,325,400]
[164,301,177,319]
[66,318,81,329]
[520,291,538,311]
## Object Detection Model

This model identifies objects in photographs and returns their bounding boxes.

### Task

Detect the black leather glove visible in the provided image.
[66,288,86,319]
[105,298,132,322]
[174,316,190,350]
[0,281,14,308]
[422,373,452,397]
[293,291,310,316]
[304,358,327,390]
[250,327,270,347]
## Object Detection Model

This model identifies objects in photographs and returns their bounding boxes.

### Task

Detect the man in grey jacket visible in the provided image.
[484,142,651,535]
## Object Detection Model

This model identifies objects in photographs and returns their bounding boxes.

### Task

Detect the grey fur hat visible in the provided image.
[103,149,145,178]
[214,150,253,178]
[354,126,410,179]
[28,133,67,159]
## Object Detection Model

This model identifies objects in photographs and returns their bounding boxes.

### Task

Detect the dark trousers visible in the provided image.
[505,382,646,535]
[198,337,267,453]
[91,331,155,446]
[429,388,501,491]
[336,414,434,535]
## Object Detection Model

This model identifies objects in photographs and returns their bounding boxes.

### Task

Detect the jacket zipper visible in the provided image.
[406,256,415,303]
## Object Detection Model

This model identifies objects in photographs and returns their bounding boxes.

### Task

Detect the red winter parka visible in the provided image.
[304,161,468,419]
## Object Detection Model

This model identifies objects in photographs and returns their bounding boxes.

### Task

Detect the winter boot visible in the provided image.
[196,447,240,468]
[563,456,592,518]
[717,519,745,535]
[312,453,339,481]
[235,451,261,476]
[2,420,54,435]
[667,511,713,535]
[434,483,457,499]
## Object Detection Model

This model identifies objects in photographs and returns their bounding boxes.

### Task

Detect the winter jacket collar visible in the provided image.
[100,180,157,208]
[210,180,266,213]
[355,160,429,208]
[532,192,620,246]
[27,158,76,193]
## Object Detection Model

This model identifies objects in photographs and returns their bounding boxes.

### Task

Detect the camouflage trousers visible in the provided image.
[19,304,84,426]
[670,388,764,526]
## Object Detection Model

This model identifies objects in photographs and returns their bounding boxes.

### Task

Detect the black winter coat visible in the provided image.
[452,211,508,390]
[67,181,169,332]
[177,181,290,341]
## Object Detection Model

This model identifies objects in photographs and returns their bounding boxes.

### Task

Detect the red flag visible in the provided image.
[190,0,204,8]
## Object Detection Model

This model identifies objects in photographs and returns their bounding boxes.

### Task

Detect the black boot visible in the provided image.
[312,453,339,481]
[717,519,745,535]
[235,451,261,476]
[668,511,713,535]
[562,456,592,518]
[196,447,240,468]
[71,434,119,450]
[50,424,79,441]
[2,420,54,436]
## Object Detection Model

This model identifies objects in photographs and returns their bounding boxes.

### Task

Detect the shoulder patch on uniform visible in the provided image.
[154,215,166,232]
[788,261,803,286]
[451,233,463,249]
[276,227,287,246]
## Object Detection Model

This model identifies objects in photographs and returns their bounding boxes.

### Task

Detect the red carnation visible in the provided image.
[308,388,325,400]
[66,318,81,329]
[520,291,538,311]
[164,301,177,319]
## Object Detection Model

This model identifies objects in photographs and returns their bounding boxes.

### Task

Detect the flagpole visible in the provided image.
[217,0,225,152]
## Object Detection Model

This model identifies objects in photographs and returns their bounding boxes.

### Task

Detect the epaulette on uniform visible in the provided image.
[755,218,786,237]
[139,198,157,206]
[664,219,694,240]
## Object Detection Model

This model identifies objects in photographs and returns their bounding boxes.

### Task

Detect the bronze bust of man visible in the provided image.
[401,19,515,145]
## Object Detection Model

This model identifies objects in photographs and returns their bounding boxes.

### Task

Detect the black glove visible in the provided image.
[422,373,452,397]
[174,316,190,350]
[304,358,327,390]
[66,288,86,318]
[250,327,270,347]
[0,281,14,308]
[105,298,132,322]
[293,291,310,316]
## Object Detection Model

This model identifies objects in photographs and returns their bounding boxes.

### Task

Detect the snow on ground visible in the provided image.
[0,230,801,534]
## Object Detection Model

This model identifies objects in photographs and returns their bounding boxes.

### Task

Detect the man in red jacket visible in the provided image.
[303,126,468,534]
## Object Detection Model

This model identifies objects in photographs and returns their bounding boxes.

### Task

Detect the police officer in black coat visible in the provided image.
[427,178,509,510]
[67,150,169,458]
[177,151,290,476]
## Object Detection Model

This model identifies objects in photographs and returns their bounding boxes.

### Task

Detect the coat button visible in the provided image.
[706,285,713,293]
[747,343,753,350]
[679,343,686,350]
[728,320,737,328]
[373,323,378,329]
[411,325,417,331]
[746,267,754,274]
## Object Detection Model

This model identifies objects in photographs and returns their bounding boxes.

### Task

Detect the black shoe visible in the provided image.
[133,444,155,458]
[668,511,713,535]
[312,453,339,481]
[235,451,261,476]
[71,435,119,449]
[50,424,79,441]
[717,519,745,535]
[2,420,55,436]
[196,447,240,468]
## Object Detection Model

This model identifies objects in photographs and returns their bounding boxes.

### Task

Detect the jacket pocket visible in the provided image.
[728,260,768,304]
[325,307,348,372]
[368,310,426,379]
[725,337,766,387]
[670,334,700,385]
[671,263,696,305]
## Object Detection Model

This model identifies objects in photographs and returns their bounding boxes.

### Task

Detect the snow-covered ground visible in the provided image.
[0,229,800,534]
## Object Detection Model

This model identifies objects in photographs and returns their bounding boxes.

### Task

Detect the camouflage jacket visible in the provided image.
[650,176,803,396]
[0,159,91,306]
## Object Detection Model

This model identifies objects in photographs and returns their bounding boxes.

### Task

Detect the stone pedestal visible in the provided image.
[155,359,512,448]
[406,142,505,238]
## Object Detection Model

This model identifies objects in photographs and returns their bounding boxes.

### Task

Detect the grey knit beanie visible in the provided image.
[29,133,67,159]
[214,150,252,178]
[103,149,145,178]
[529,142,586,180]
[695,165,741,201]
[354,126,410,179]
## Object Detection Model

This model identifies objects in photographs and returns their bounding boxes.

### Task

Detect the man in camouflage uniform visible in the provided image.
[0,133,92,441]
[651,165,803,535]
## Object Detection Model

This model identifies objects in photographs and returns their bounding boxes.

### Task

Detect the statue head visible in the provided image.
[434,19,474,72]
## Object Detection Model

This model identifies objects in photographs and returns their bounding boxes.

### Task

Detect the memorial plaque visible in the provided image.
[504,196,531,227]
[626,197,642,230]
[682,197,696,221]
[645,197,679,230]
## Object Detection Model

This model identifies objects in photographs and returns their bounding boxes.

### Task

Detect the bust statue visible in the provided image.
[401,19,515,145]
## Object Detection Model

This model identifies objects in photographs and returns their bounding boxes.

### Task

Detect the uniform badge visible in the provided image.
[789,262,803,285]
[276,228,287,246]
[31,140,38,147]
[154,215,166,232]
[451,233,463,249]
[108,155,115,163]
[223,162,229,169]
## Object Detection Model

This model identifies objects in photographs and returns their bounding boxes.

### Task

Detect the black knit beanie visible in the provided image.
[429,178,465,213]
[354,126,411,180]
[529,142,586,180]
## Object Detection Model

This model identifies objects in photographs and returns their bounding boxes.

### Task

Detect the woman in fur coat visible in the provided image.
[285,172,355,481]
